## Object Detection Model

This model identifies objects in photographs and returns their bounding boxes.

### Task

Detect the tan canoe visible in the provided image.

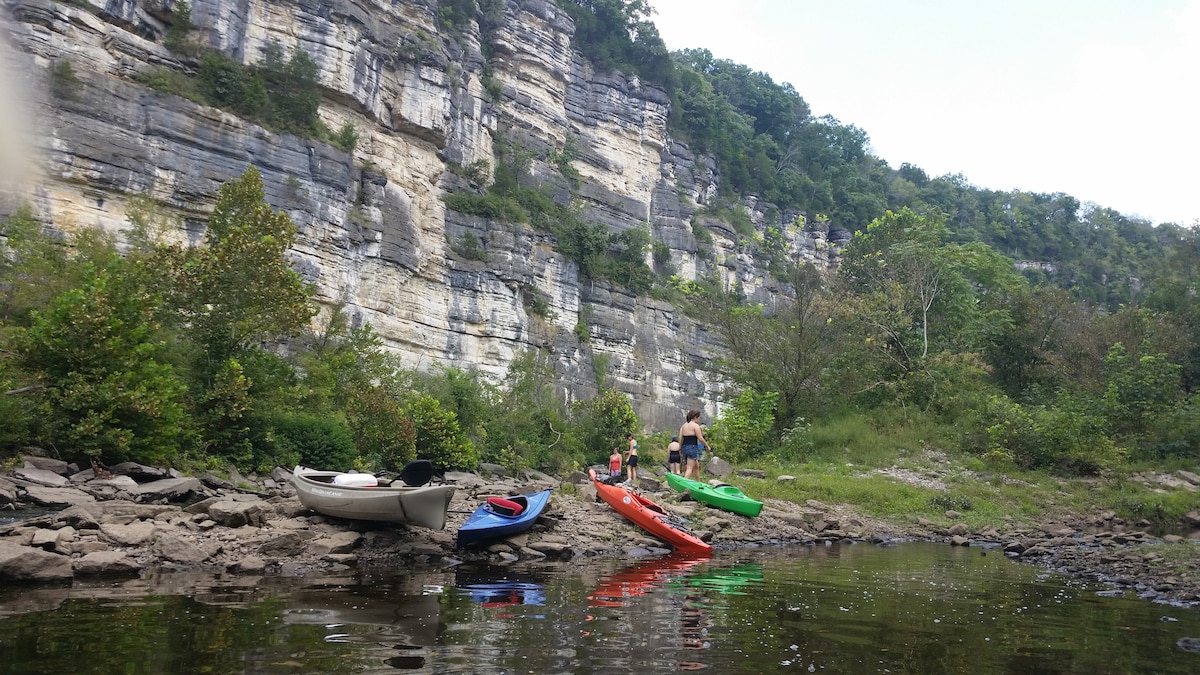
[291,466,455,529]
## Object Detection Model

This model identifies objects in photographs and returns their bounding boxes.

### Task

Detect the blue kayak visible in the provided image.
[456,489,553,548]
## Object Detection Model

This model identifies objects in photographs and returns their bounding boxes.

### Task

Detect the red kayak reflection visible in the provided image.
[587,552,711,608]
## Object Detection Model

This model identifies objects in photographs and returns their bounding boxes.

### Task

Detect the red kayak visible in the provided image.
[589,469,712,553]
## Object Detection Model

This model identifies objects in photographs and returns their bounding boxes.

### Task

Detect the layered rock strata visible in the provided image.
[0,0,848,428]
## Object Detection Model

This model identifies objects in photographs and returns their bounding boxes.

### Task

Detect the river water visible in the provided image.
[1,542,1198,673]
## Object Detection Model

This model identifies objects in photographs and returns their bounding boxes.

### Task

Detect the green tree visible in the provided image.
[575,387,638,463]
[345,384,416,471]
[402,393,479,471]
[0,205,91,327]
[180,167,315,366]
[1102,342,1181,439]
[712,263,843,433]
[170,167,315,463]
[15,259,186,464]
[197,51,268,119]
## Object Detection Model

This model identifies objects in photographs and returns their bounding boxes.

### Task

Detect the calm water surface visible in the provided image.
[1,542,1198,674]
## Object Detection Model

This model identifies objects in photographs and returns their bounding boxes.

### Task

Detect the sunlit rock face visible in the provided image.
[0,0,839,431]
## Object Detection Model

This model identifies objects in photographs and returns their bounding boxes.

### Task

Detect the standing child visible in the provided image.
[667,436,682,474]
[625,433,639,484]
[609,447,622,483]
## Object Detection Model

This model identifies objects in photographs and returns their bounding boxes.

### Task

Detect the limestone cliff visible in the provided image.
[0,0,848,430]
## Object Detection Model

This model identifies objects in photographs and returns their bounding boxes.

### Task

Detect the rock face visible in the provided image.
[0,0,846,428]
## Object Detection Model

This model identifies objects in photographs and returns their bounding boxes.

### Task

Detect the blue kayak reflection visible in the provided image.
[454,568,547,607]
[458,581,546,607]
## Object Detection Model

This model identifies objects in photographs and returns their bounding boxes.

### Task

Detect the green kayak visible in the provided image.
[665,472,764,517]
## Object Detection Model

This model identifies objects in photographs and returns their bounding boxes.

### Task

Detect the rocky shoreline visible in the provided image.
[2,455,1198,608]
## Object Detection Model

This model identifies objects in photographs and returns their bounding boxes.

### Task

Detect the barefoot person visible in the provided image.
[625,433,640,484]
[667,436,682,474]
[678,410,707,480]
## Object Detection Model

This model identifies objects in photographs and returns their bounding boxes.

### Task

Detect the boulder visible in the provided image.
[22,485,96,507]
[21,456,71,475]
[86,476,140,492]
[134,477,204,502]
[705,456,733,477]
[0,541,73,581]
[72,551,141,576]
[78,501,176,521]
[258,532,315,557]
[30,528,60,549]
[55,505,100,530]
[0,478,17,504]
[308,531,361,555]
[109,462,172,482]
[229,556,267,574]
[478,463,508,477]
[99,521,157,546]
[736,469,766,479]
[205,500,271,528]
[10,467,70,488]
[153,532,219,564]
[200,473,236,490]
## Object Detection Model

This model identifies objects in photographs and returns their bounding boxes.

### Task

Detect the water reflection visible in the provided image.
[454,567,546,607]
[1,544,1199,673]
[588,552,710,607]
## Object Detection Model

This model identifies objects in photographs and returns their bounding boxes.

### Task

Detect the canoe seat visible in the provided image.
[487,496,524,517]
[331,473,381,488]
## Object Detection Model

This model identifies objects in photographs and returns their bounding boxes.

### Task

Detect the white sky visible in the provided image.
[648,0,1200,226]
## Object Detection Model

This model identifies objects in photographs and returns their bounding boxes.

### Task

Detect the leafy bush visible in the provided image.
[15,261,187,466]
[329,122,359,153]
[163,2,196,56]
[969,394,1126,476]
[403,394,479,471]
[270,413,356,471]
[574,388,638,464]
[930,494,972,512]
[442,192,526,223]
[708,389,777,462]
[343,384,415,470]
[137,67,201,100]
[198,51,269,118]
[448,231,488,261]
[1138,394,1200,461]
[196,44,322,135]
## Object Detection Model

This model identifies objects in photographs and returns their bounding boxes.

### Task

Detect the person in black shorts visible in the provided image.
[624,433,639,484]
[667,436,682,474]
